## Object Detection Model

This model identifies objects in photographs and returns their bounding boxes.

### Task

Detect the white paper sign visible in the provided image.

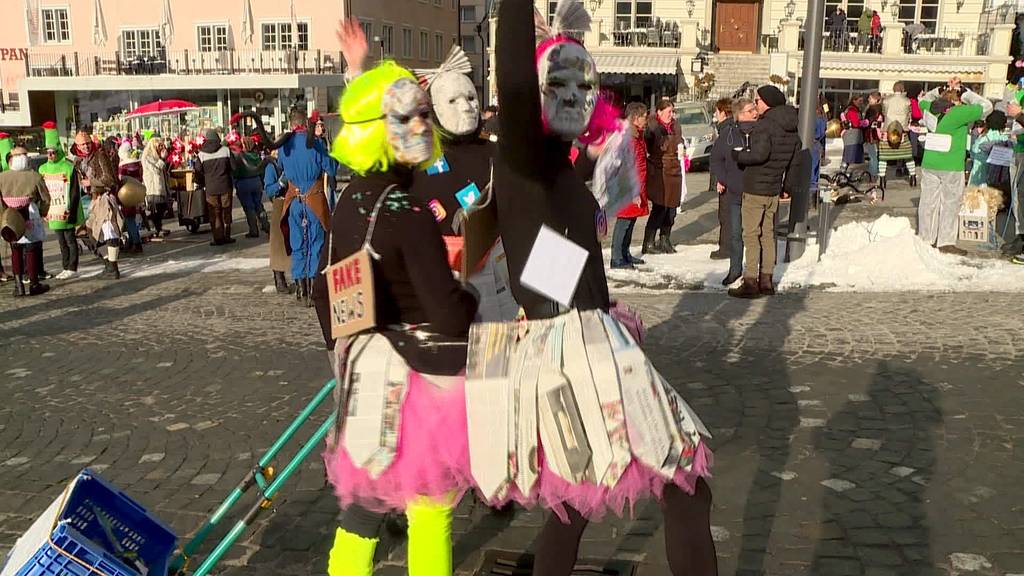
[520,225,589,308]
[924,133,952,153]
[987,145,1014,167]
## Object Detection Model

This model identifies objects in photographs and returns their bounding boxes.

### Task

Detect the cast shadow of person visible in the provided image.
[616,283,805,575]
[811,360,941,575]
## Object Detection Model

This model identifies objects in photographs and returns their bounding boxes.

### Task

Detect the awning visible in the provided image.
[593,54,679,75]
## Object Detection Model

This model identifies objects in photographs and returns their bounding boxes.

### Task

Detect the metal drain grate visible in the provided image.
[475,549,638,576]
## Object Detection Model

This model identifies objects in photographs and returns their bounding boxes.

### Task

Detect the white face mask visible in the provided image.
[538,42,598,141]
[430,72,480,136]
[382,78,435,165]
[9,155,28,171]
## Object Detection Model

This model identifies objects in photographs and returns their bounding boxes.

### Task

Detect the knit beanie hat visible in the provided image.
[986,110,1008,131]
[0,132,11,172]
[757,85,787,108]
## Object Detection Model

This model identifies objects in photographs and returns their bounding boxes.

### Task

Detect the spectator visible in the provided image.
[969,111,1011,188]
[481,105,500,141]
[141,136,170,241]
[234,137,268,238]
[856,9,872,53]
[711,97,758,288]
[864,92,885,182]
[812,100,828,197]
[710,97,733,260]
[870,11,882,53]
[610,103,650,269]
[195,129,237,247]
[730,85,800,299]
[642,99,684,255]
[828,8,848,52]
[919,77,992,256]
[841,94,867,171]
[117,140,144,254]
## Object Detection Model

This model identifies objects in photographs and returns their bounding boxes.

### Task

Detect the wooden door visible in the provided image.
[717,1,760,53]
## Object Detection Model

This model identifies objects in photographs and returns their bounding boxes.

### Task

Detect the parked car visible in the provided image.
[674,102,716,169]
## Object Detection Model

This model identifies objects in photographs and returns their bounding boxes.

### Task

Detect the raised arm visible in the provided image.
[497,0,545,173]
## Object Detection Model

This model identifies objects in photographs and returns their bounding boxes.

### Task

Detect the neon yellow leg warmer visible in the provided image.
[406,496,455,576]
[327,527,378,576]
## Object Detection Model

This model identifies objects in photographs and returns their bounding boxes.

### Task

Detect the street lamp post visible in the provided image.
[373,35,384,62]
[788,0,827,262]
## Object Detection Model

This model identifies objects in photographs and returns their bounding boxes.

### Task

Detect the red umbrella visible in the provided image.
[124,99,198,119]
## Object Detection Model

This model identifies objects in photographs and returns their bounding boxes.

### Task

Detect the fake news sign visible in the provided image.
[326,250,376,339]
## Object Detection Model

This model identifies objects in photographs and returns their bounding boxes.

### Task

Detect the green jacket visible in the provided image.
[857,10,872,34]
[38,155,83,230]
[921,99,985,173]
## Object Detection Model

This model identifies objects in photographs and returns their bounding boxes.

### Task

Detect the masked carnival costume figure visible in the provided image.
[464,1,719,574]
[0,147,51,296]
[311,61,479,576]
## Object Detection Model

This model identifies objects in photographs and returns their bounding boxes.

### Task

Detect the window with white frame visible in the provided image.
[381,24,394,55]
[461,6,476,21]
[613,0,654,30]
[41,7,71,44]
[434,33,444,61]
[261,22,310,51]
[121,29,163,59]
[898,0,940,33]
[197,24,230,52]
[402,28,413,58]
[420,30,430,58]
[361,21,374,44]
[825,0,867,32]
[461,35,478,53]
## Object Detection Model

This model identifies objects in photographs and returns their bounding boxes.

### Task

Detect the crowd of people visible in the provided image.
[0,112,339,300]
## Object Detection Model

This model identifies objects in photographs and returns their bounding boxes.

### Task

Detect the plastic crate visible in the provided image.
[16,524,141,576]
[4,469,176,576]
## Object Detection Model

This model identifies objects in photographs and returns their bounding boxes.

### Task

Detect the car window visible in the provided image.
[676,109,709,125]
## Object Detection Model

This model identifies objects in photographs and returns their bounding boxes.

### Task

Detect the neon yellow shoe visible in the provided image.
[327,527,378,576]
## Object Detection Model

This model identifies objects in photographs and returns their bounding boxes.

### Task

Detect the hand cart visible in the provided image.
[4,379,338,576]
[170,169,209,234]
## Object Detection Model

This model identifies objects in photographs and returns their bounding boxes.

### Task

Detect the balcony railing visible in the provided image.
[24,48,344,78]
[611,23,681,48]
[799,26,990,56]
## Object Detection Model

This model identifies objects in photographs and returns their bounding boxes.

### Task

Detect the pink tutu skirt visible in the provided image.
[323,371,473,513]
[528,443,714,522]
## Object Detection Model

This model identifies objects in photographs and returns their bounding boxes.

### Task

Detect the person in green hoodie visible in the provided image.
[38,121,83,279]
[919,78,992,256]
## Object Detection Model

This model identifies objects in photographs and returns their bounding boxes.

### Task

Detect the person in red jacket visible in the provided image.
[610,102,651,269]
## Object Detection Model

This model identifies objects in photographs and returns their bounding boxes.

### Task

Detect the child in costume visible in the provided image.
[38,121,84,279]
[311,61,479,576]
[472,0,718,573]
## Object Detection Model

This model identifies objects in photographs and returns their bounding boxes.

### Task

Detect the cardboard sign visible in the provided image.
[326,250,376,339]
[461,183,500,279]
[43,173,69,221]
[924,133,952,153]
[987,145,1014,167]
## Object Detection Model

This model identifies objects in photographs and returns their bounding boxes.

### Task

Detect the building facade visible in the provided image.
[487,0,1018,110]
[0,0,458,136]
[460,0,492,98]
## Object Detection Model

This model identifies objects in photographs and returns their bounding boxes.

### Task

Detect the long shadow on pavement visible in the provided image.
[810,360,941,575]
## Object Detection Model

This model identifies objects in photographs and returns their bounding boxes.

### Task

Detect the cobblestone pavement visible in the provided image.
[2,219,1024,576]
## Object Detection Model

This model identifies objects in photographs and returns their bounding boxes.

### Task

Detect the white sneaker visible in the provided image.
[56,270,78,280]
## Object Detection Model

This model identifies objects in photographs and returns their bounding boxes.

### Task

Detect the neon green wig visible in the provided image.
[332,61,441,176]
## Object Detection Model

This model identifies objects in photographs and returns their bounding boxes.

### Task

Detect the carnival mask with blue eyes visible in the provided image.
[538,42,598,141]
[382,77,434,165]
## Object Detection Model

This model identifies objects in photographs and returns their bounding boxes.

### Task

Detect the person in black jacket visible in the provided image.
[730,85,800,298]
[710,97,758,287]
[194,129,237,246]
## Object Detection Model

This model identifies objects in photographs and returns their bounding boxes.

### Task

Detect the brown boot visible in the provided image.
[759,273,775,296]
[728,277,762,299]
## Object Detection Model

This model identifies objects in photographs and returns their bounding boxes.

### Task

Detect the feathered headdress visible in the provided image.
[418,45,474,89]
[534,0,591,45]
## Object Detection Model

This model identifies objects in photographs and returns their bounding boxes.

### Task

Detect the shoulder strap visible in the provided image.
[321,183,397,275]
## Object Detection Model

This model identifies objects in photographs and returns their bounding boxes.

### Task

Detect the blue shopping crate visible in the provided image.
[16,524,142,576]
[3,469,176,576]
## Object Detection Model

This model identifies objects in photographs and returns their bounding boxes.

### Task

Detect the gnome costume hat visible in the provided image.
[42,121,65,160]
[0,132,12,172]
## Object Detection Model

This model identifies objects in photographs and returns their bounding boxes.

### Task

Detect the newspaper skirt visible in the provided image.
[465,309,713,522]
[323,333,473,513]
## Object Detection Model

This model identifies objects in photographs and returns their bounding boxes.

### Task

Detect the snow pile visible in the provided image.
[607,215,1024,293]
